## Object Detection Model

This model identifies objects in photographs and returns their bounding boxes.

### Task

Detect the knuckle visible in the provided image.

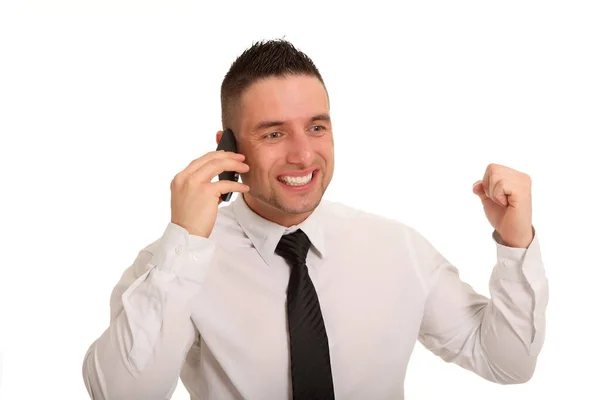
[188,173,204,187]
[205,159,221,174]
[171,174,184,188]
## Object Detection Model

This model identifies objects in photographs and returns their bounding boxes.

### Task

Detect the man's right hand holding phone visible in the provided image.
[170,150,249,238]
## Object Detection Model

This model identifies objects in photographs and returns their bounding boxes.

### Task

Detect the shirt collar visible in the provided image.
[232,194,327,266]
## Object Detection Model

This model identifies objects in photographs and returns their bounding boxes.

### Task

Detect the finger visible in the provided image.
[490,178,510,206]
[481,167,491,198]
[190,158,250,183]
[472,180,487,201]
[183,151,245,176]
[212,180,250,195]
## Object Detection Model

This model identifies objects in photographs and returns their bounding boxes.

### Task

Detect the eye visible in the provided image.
[264,132,282,139]
[310,125,326,133]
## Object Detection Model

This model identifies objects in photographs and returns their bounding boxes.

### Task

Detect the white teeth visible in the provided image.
[279,172,313,186]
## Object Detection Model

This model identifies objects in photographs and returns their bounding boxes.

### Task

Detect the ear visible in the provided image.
[216,130,223,145]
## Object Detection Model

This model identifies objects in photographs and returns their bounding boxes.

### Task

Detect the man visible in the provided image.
[82,39,548,400]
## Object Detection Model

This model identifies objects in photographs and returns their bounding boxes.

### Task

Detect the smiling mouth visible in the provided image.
[277,170,317,186]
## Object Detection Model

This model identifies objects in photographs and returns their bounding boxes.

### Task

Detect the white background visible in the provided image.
[1,0,599,399]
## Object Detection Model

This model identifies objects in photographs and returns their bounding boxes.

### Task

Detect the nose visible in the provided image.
[285,130,315,167]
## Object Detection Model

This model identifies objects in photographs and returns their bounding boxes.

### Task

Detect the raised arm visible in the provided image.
[417,163,548,383]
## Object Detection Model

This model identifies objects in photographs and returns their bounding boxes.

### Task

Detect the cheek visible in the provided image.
[247,152,277,180]
[316,142,334,163]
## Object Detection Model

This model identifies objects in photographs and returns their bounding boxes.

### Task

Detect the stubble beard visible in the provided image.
[251,180,326,215]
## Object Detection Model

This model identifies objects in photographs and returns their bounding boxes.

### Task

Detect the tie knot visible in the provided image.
[275,229,311,267]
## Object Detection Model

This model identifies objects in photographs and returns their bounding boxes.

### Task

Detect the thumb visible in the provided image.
[472,180,487,201]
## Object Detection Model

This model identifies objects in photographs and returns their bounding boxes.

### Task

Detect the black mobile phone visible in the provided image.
[216,128,240,202]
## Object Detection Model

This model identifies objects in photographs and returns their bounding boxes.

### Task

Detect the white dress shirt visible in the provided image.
[82,194,548,400]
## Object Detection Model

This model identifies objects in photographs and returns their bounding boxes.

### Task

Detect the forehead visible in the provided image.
[238,75,329,126]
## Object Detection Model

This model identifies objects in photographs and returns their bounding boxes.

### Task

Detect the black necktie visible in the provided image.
[275,229,335,400]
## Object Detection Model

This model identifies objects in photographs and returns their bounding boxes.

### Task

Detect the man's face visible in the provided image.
[231,74,334,226]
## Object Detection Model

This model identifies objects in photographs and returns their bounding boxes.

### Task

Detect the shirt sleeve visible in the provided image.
[82,222,216,399]
[414,226,549,384]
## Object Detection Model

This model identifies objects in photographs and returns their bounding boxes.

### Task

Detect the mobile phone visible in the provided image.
[216,128,240,202]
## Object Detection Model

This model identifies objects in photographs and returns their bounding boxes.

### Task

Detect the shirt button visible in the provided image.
[502,259,510,267]
[192,253,200,261]
[175,246,182,254]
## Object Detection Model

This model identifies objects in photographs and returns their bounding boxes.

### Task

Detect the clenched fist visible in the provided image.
[170,150,250,238]
[472,163,534,248]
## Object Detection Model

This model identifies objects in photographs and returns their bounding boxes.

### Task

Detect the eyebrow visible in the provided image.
[310,114,331,124]
[251,113,331,133]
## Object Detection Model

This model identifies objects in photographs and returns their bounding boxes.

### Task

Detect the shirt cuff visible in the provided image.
[150,222,216,284]
[493,226,545,282]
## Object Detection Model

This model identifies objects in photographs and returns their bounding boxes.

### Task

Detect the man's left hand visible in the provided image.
[472,163,534,248]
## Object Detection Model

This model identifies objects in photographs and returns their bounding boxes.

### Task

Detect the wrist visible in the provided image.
[498,227,534,248]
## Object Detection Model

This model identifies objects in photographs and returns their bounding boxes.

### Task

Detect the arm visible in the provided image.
[82,223,216,399]
[415,227,548,383]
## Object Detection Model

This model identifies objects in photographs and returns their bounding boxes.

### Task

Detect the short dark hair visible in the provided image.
[220,39,326,131]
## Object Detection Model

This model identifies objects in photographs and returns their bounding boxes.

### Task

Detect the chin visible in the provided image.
[281,200,320,215]
[251,189,322,216]
[276,189,325,214]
